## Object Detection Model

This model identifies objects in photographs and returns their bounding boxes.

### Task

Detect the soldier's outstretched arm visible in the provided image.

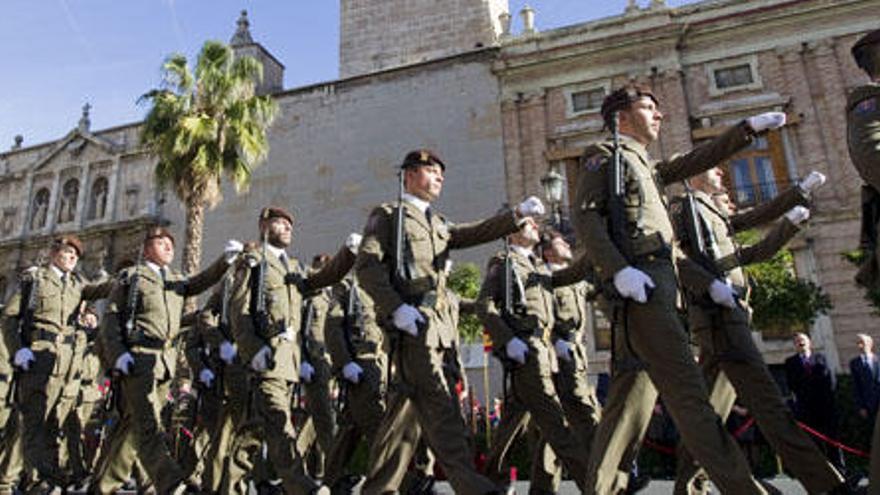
[657,122,754,185]
[183,255,233,296]
[356,206,404,322]
[721,217,801,269]
[475,255,517,349]
[81,274,114,301]
[550,253,594,288]
[448,209,520,250]
[729,184,808,232]
[305,246,356,291]
[572,151,629,281]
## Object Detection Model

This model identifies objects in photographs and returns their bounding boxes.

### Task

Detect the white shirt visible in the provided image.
[402,192,430,214]
[145,261,167,278]
[50,264,68,281]
[510,245,535,261]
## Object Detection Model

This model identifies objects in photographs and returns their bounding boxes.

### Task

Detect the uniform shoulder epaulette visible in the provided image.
[581,143,613,172]
[848,83,880,112]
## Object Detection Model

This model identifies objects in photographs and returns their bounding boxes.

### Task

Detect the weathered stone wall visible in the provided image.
[339,0,508,78]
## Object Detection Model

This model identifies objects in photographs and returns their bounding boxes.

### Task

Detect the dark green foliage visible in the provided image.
[448,262,484,343]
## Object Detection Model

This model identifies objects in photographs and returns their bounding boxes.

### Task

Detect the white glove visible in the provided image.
[392,304,425,337]
[554,340,573,362]
[517,196,545,217]
[746,112,786,133]
[613,266,656,303]
[799,171,826,193]
[199,368,215,388]
[342,361,363,384]
[13,348,34,371]
[346,233,363,254]
[785,206,810,225]
[251,346,273,372]
[505,337,529,365]
[219,340,237,364]
[709,279,739,309]
[299,361,315,383]
[115,352,135,375]
[224,239,244,263]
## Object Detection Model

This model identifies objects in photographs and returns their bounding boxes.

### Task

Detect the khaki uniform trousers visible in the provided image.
[585,259,764,495]
[93,355,185,494]
[484,397,553,491]
[0,412,24,493]
[295,357,336,478]
[361,338,497,495]
[251,374,320,495]
[324,355,386,488]
[674,307,844,494]
[531,344,601,493]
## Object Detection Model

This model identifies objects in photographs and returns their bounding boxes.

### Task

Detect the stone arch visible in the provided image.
[88,176,109,220]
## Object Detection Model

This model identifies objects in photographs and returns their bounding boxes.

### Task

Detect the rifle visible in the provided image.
[336,277,362,413]
[252,229,276,370]
[496,236,527,402]
[607,111,633,266]
[295,297,316,410]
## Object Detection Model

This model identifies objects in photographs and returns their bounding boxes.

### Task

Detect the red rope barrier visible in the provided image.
[643,438,676,456]
[731,417,755,439]
[796,421,870,458]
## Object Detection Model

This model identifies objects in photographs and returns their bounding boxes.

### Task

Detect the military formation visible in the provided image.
[0,28,878,495]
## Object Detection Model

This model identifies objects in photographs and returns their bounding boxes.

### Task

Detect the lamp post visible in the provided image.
[540,168,566,229]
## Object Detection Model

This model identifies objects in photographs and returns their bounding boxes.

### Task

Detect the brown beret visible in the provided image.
[259,206,294,225]
[144,226,175,245]
[853,29,880,66]
[52,235,83,256]
[401,149,446,170]
[601,84,659,130]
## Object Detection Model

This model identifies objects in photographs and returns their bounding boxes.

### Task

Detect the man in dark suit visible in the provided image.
[850,333,880,421]
[785,332,844,469]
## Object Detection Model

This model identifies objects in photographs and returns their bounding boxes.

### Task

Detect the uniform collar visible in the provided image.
[50,264,67,280]
[145,261,167,277]
[618,133,649,155]
[402,192,430,214]
[510,244,535,261]
[265,243,287,261]
[547,262,567,271]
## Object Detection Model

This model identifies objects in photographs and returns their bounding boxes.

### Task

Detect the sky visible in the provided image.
[0,0,700,149]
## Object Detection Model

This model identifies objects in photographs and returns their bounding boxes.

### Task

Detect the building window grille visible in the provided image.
[571,87,606,114]
[714,64,754,90]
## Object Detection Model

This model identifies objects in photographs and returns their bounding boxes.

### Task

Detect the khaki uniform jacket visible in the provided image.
[551,280,595,342]
[673,187,805,330]
[572,123,754,292]
[230,245,354,382]
[303,288,332,364]
[477,249,592,349]
[99,256,230,380]
[2,267,112,374]
[356,201,519,349]
[325,278,385,369]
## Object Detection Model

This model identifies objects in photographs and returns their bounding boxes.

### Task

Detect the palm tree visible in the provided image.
[140,40,278,279]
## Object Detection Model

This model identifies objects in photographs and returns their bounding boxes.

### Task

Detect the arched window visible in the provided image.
[88,176,109,220]
[57,178,79,223]
[31,188,50,230]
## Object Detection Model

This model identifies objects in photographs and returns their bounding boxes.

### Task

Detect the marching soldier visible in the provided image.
[477,217,594,491]
[0,235,112,492]
[229,207,358,495]
[93,226,240,494]
[323,274,387,493]
[670,167,848,494]
[572,83,786,494]
[356,149,543,494]
[847,28,880,495]
[532,232,602,494]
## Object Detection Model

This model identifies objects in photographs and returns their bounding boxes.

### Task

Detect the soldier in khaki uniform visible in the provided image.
[323,275,387,493]
[356,149,543,494]
[670,167,848,494]
[93,227,238,494]
[0,236,112,491]
[847,28,880,495]
[229,207,358,495]
[295,258,338,480]
[478,217,594,491]
[572,84,787,494]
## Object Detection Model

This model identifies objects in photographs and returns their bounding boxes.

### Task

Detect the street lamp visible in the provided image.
[540,168,566,228]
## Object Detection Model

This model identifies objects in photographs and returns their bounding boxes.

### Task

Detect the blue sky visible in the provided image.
[0,0,699,148]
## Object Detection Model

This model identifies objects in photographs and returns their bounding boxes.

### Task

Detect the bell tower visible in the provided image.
[339,0,509,78]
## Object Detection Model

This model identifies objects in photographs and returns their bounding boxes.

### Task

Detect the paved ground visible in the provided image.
[430,477,811,494]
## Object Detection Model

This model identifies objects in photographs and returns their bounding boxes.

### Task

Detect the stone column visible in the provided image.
[20,172,34,237]
[108,156,121,222]
[501,98,524,203]
[45,172,61,234]
[76,165,89,229]
[519,90,548,199]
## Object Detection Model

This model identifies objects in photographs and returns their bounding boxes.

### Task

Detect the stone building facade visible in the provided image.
[495,0,878,372]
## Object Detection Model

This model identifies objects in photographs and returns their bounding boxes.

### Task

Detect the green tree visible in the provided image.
[448,262,484,343]
[737,230,833,337]
[140,40,278,281]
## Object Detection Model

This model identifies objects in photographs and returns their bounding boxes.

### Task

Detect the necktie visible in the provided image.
[279,253,289,271]
[424,207,433,226]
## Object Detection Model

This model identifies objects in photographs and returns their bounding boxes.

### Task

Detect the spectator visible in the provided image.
[784,332,844,468]
[850,333,880,421]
